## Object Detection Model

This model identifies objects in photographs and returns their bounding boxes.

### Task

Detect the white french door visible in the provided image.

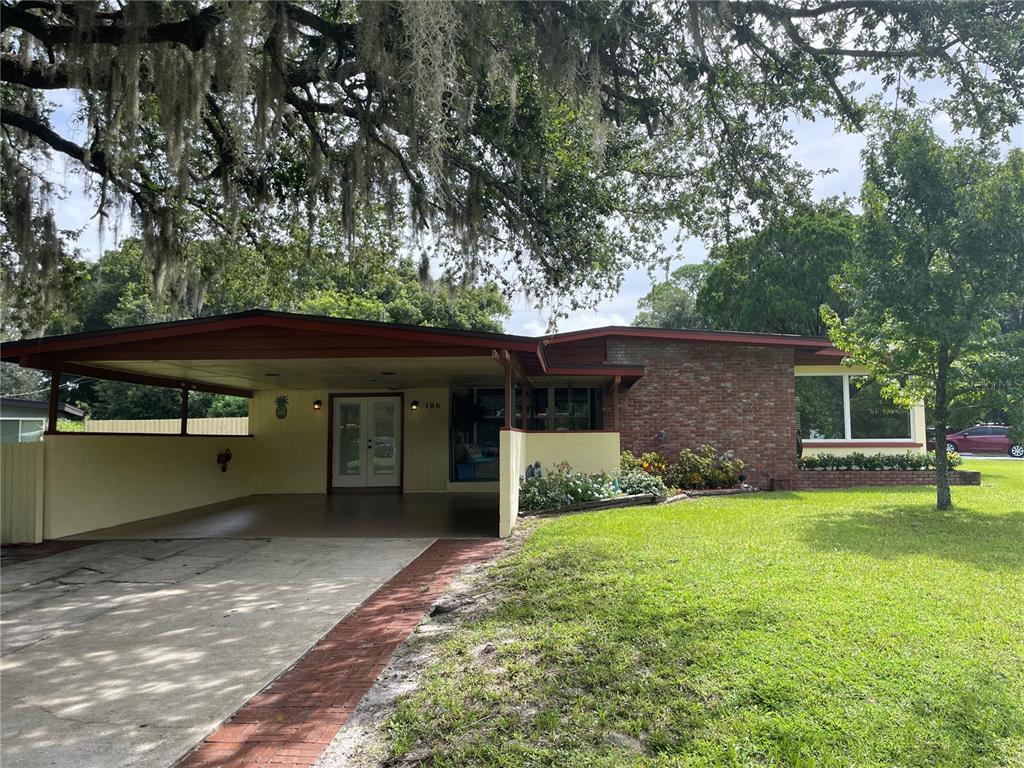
[332,396,401,488]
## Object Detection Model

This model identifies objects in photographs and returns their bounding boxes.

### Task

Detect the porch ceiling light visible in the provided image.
[410,400,419,410]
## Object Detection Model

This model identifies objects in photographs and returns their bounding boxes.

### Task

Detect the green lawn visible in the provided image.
[386,459,1024,767]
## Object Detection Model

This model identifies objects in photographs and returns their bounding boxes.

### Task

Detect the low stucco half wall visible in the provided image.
[522,432,621,476]
[499,430,527,538]
[42,435,256,539]
[499,430,621,538]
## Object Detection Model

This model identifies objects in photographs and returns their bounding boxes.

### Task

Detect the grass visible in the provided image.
[385,459,1024,767]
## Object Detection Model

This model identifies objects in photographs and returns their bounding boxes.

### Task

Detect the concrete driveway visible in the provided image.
[0,537,432,768]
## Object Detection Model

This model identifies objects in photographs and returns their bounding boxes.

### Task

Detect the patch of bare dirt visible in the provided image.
[313,524,533,767]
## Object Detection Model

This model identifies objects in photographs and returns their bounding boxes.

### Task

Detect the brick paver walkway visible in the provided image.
[176,538,504,767]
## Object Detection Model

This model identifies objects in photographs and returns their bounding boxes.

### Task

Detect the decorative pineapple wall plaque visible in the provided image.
[275,394,289,419]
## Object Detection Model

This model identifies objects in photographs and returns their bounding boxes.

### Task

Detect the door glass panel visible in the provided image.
[337,402,362,476]
[372,400,396,476]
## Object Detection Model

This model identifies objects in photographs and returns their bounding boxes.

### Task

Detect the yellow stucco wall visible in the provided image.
[251,389,329,493]
[42,435,256,539]
[250,388,452,493]
[523,432,621,476]
[795,364,927,456]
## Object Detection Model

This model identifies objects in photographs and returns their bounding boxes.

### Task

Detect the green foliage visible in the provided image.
[386,459,1023,766]
[632,264,710,329]
[663,445,745,490]
[518,465,616,512]
[824,114,1024,508]
[619,450,669,477]
[799,451,962,471]
[6,2,1024,330]
[85,382,214,420]
[616,469,668,497]
[206,396,248,418]
[692,201,856,336]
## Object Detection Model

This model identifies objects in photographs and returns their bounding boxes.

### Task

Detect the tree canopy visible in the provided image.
[4,0,1024,333]
[696,201,856,336]
[824,115,1024,509]
[633,202,855,335]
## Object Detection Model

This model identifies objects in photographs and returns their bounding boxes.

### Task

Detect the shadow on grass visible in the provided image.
[803,503,1024,570]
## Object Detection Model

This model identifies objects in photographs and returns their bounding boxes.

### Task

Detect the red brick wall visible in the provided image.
[793,470,981,489]
[606,339,797,487]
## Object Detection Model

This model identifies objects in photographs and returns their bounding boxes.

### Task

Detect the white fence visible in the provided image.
[83,417,250,435]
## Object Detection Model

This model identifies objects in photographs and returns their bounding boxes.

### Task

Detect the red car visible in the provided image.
[945,424,1023,458]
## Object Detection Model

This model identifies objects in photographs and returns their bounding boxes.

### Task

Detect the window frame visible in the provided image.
[796,373,916,444]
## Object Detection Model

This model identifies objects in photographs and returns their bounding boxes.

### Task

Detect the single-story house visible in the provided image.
[0,397,84,443]
[0,310,925,542]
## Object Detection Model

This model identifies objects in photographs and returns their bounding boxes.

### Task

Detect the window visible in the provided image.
[530,386,603,432]
[449,385,605,482]
[450,388,503,482]
[796,374,913,441]
[795,377,845,439]
[0,418,47,443]
[848,377,911,439]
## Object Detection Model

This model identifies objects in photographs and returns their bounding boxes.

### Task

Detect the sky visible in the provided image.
[47,81,1022,337]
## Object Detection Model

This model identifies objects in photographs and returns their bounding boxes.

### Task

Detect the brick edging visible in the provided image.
[176,538,504,768]
[793,469,981,489]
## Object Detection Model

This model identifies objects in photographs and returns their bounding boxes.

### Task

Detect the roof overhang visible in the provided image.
[1,311,846,395]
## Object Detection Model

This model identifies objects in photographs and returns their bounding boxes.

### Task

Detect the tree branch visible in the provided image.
[2,2,225,50]
[0,55,69,89]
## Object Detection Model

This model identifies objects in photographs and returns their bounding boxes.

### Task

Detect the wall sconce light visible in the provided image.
[313,399,322,411]
[410,400,419,411]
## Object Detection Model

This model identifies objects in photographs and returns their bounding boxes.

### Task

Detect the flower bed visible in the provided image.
[621,446,747,491]
[517,463,668,513]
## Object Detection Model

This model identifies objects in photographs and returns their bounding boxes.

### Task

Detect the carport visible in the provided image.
[66,491,499,540]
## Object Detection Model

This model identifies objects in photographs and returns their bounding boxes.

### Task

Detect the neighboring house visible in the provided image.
[0,397,84,443]
[0,310,924,542]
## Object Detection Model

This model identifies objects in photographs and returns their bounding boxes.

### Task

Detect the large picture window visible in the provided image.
[796,374,912,441]
[449,385,605,482]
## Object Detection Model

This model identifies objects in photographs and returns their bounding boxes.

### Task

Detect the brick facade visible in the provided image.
[606,338,797,488]
[793,469,981,489]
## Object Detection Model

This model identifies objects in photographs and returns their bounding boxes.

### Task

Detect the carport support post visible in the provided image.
[612,375,621,432]
[45,370,61,434]
[180,387,189,435]
[504,360,513,429]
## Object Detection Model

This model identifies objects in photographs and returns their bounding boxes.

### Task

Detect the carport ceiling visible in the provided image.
[88,356,506,391]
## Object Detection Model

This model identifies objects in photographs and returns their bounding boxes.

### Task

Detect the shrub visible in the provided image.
[798,450,961,471]
[518,464,615,512]
[663,445,745,490]
[617,469,668,497]
[620,450,669,477]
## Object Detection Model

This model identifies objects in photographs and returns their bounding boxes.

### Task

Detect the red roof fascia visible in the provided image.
[0,311,536,362]
[545,326,838,351]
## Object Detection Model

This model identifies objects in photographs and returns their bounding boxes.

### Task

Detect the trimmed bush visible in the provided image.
[620,450,669,477]
[663,445,745,490]
[617,469,668,497]
[798,450,961,471]
[519,464,616,512]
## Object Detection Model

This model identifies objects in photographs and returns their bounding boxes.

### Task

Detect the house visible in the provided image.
[0,397,84,443]
[0,310,925,543]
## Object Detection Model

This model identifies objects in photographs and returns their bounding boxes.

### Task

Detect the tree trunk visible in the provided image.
[934,344,952,510]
